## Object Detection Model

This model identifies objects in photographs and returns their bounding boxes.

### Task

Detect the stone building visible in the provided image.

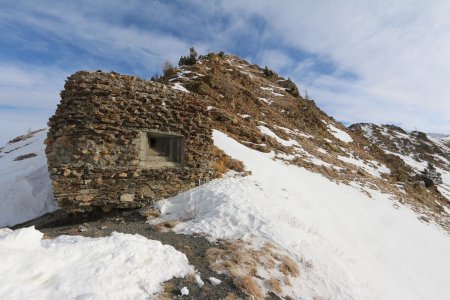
[45,71,213,212]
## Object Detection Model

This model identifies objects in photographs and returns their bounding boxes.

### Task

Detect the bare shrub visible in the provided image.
[162,60,176,77]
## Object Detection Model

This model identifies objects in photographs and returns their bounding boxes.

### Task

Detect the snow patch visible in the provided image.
[0,227,194,299]
[172,82,190,93]
[258,97,272,105]
[257,126,299,147]
[180,287,189,296]
[209,277,222,286]
[327,123,353,143]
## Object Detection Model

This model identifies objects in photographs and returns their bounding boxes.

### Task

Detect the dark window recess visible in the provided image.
[150,138,156,148]
[142,132,185,165]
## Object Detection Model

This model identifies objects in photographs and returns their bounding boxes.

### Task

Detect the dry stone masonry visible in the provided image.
[46,71,213,212]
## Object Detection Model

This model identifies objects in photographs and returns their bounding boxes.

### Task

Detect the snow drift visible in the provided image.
[0,227,193,299]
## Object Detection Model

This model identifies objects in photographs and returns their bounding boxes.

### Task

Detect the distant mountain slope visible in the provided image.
[0,129,57,227]
[427,133,450,139]
[351,123,450,208]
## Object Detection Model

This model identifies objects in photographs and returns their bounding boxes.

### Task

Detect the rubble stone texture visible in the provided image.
[46,71,213,212]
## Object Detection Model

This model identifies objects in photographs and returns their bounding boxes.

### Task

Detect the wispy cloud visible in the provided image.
[220,0,450,133]
[0,0,449,144]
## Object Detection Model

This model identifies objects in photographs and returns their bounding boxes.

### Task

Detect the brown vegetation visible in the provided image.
[212,146,245,177]
[206,240,301,298]
[234,276,264,299]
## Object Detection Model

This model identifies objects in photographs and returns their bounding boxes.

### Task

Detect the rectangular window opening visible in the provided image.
[139,131,185,168]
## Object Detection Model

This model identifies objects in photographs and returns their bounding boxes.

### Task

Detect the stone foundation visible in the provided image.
[46,71,213,212]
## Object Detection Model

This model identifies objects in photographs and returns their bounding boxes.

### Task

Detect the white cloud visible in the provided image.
[0,63,67,144]
[221,0,450,133]
[258,49,294,73]
[0,64,67,110]
[0,3,196,71]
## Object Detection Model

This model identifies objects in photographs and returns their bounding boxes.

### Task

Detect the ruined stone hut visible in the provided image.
[46,71,213,212]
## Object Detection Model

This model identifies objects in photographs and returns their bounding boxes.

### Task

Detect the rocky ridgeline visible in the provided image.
[46,71,214,212]
[351,123,450,171]
[165,53,449,229]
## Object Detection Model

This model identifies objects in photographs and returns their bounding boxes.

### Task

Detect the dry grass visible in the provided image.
[234,276,264,299]
[153,220,178,232]
[267,278,282,294]
[185,273,197,284]
[212,146,245,177]
[223,292,242,300]
[207,240,302,298]
[42,234,52,240]
[157,282,174,300]
[280,256,300,277]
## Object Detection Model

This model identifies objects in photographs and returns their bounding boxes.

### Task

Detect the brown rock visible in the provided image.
[120,193,134,202]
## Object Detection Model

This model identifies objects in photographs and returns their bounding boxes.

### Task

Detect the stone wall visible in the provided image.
[46,71,213,212]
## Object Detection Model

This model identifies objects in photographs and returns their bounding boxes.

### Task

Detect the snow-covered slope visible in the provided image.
[0,226,193,298]
[0,129,57,227]
[152,130,450,300]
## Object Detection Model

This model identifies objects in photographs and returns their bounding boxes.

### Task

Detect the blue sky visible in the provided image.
[1,0,449,144]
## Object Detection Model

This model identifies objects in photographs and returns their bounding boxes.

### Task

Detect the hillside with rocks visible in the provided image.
[164,52,449,229]
[1,51,449,299]
[351,123,450,210]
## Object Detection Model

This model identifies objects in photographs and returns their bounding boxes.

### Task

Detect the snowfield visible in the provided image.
[0,130,57,227]
[152,130,450,300]
[0,227,193,299]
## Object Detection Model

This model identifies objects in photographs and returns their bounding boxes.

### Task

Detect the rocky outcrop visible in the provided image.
[46,71,213,212]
